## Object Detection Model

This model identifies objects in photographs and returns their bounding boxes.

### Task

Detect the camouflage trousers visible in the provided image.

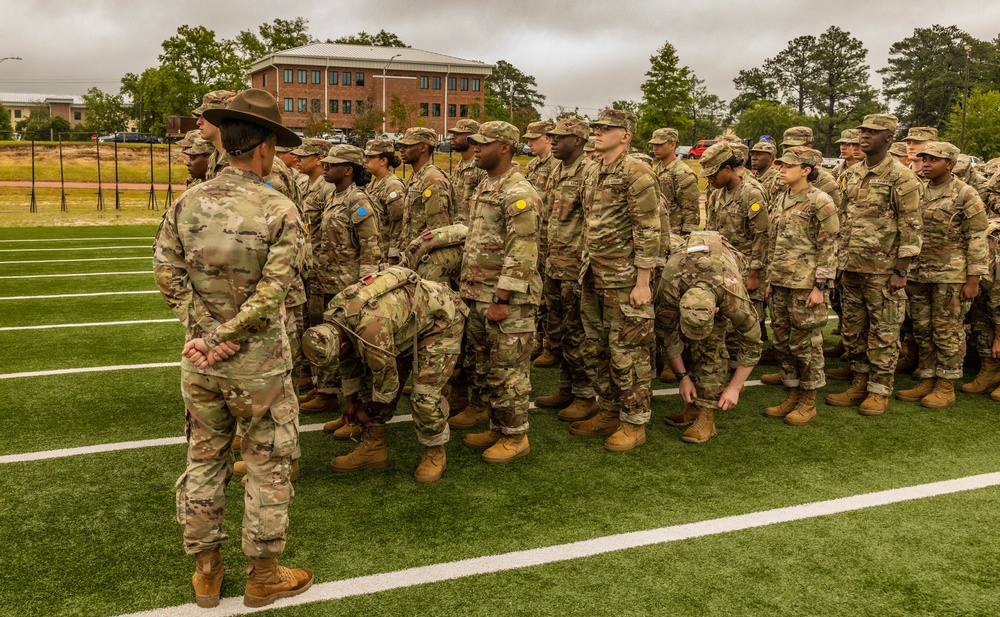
[176,370,298,558]
[464,301,535,434]
[543,276,597,398]
[285,302,306,395]
[770,286,828,390]
[581,276,655,424]
[307,292,341,394]
[907,281,970,379]
[685,319,731,410]
[840,271,906,396]
[968,293,1000,357]
[363,312,464,446]
[413,246,462,289]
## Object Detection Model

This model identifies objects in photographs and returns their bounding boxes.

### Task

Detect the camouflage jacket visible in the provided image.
[813,167,844,215]
[460,166,542,305]
[655,157,701,234]
[203,149,229,181]
[705,173,769,271]
[753,166,783,213]
[365,172,406,259]
[842,154,922,275]
[582,151,661,289]
[300,176,332,277]
[153,166,305,379]
[526,153,560,257]
[402,163,455,249]
[910,176,988,284]
[326,267,468,402]
[546,154,596,281]
[452,157,487,225]
[313,184,382,295]
[655,231,762,366]
[265,156,306,307]
[766,186,839,289]
[402,223,467,286]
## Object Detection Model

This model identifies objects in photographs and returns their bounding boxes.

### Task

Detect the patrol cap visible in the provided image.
[590,109,637,134]
[322,144,364,166]
[648,128,680,145]
[584,137,596,152]
[776,146,817,167]
[698,143,735,177]
[275,146,295,153]
[364,138,396,156]
[397,126,438,146]
[291,137,332,157]
[468,121,520,145]
[446,119,481,135]
[954,153,972,176]
[302,324,341,370]
[177,129,201,148]
[731,142,749,162]
[202,89,301,148]
[523,120,555,140]
[781,126,813,147]
[918,141,960,162]
[835,129,860,144]
[889,142,908,157]
[181,137,215,156]
[750,141,777,156]
[857,113,899,133]
[192,90,236,117]
[716,129,741,144]
[904,126,938,142]
[679,287,717,341]
[547,117,590,139]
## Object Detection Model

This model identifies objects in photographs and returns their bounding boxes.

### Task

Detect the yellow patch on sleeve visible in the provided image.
[751,203,761,212]
[516,199,527,210]
[423,188,432,198]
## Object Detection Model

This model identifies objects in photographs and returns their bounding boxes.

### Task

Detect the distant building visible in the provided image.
[0,92,87,129]
[249,43,492,137]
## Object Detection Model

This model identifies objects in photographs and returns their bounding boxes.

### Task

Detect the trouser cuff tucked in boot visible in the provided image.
[415,425,449,447]
[867,382,892,397]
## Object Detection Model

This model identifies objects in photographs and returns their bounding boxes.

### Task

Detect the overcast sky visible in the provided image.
[3,0,999,117]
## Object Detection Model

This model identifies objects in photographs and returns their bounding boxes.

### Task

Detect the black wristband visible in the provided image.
[491,293,509,305]
[675,371,689,381]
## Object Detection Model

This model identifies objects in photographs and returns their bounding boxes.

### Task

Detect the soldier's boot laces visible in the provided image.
[604,421,646,452]
[532,350,558,368]
[858,393,890,416]
[192,549,223,608]
[784,389,817,425]
[764,386,801,419]
[299,391,340,414]
[824,365,854,381]
[482,434,530,463]
[557,397,599,422]
[568,410,620,436]
[663,403,699,427]
[534,389,574,409]
[414,446,446,483]
[462,429,502,450]
[659,364,677,382]
[243,557,314,608]
[330,425,388,472]
[448,405,489,430]
[962,358,1000,394]
[332,422,363,441]
[680,408,716,444]
[825,373,868,407]
[921,378,955,409]
[896,378,935,403]
[760,372,783,386]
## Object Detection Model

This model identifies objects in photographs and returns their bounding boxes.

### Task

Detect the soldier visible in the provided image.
[749,141,781,210]
[192,90,236,181]
[826,114,922,415]
[656,231,762,442]
[904,126,938,176]
[567,109,660,452]
[651,127,701,236]
[530,118,599,420]
[964,219,1000,398]
[302,267,467,483]
[447,119,488,224]
[759,147,839,425]
[363,138,406,259]
[895,142,987,407]
[832,129,862,181]
[889,141,910,165]
[275,145,300,176]
[153,89,312,608]
[780,126,843,212]
[523,120,559,366]
[397,127,455,254]
[584,137,599,161]
[447,121,541,463]
[181,133,214,188]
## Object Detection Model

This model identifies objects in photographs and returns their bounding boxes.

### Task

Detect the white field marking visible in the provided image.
[0,245,150,253]
[118,471,1000,617]
[0,362,179,380]
[0,319,176,332]
[0,271,151,279]
[0,290,160,301]
[0,236,154,243]
[0,256,150,265]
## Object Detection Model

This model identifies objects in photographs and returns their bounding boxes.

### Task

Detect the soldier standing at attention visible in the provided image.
[832,129,862,181]
[531,118,599,421]
[154,89,312,609]
[447,119,488,224]
[523,120,559,366]
[760,147,839,425]
[896,142,987,407]
[192,90,236,181]
[181,133,214,188]
[397,127,455,254]
[749,141,781,210]
[781,126,843,211]
[363,138,406,259]
[904,126,938,177]
[651,127,700,235]
[826,114,922,415]
[450,121,541,463]
[567,109,660,452]
[890,141,911,165]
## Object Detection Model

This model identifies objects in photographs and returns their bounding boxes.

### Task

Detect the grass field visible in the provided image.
[1,224,999,616]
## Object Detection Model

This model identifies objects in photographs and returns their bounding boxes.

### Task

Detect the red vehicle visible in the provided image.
[689,139,718,159]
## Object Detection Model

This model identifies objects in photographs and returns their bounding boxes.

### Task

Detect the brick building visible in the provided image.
[249,43,492,138]
[1,92,87,130]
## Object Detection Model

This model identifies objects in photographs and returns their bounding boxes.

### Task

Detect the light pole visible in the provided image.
[382,53,401,136]
[960,44,972,152]
[0,56,22,64]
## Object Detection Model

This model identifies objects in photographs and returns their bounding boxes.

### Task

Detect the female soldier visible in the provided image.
[761,147,839,425]
[363,138,406,261]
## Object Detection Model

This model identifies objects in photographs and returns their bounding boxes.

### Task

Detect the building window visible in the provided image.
[14,109,21,118]
[355,100,363,114]
[420,76,429,89]
[431,103,441,117]
[343,72,352,86]
[311,70,321,85]
[311,99,320,113]
[329,99,339,114]
[262,73,268,88]
[355,73,365,87]
[329,71,338,86]
[460,78,469,91]
[342,100,351,114]
[297,98,307,112]
[433,76,441,90]
[448,104,456,118]
[448,77,457,90]
[472,78,481,92]
[73,111,82,121]
[283,69,293,83]
[419,103,429,117]
[460,104,468,118]
[298,70,307,84]
[284,98,293,112]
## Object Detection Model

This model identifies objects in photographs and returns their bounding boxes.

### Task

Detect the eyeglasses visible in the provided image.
[592,125,622,134]
[322,162,349,169]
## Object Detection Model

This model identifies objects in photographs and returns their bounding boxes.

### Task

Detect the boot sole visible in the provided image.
[783,414,816,426]
[330,460,389,472]
[920,399,955,409]
[824,397,865,408]
[244,575,314,608]
[604,436,646,452]
[762,410,791,419]
[895,393,928,402]
[858,407,887,416]
[482,445,530,463]
[568,425,618,437]
[195,594,220,608]
[680,431,716,444]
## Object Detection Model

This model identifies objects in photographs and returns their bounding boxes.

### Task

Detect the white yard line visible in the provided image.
[0,290,160,301]
[116,471,1000,617]
[0,256,150,265]
[0,362,179,380]
[0,319,176,331]
[0,245,150,252]
[0,271,151,279]
[0,236,154,243]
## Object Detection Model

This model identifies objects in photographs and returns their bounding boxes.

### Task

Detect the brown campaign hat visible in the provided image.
[523,120,555,140]
[447,119,481,135]
[648,128,680,145]
[547,117,590,139]
[904,126,938,142]
[192,90,236,117]
[468,121,520,145]
[397,127,437,146]
[202,89,301,148]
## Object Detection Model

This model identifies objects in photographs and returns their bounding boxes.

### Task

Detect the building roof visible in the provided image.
[250,43,493,76]
[0,92,86,106]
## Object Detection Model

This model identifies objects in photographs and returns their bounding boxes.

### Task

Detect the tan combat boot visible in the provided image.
[991,385,1000,402]
[663,403,699,427]
[232,459,299,482]
[784,389,817,425]
[446,381,469,414]
[232,434,242,451]
[825,373,868,407]
[299,392,340,414]
[823,341,846,358]
[962,358,1000,394]
[858,393,889,416]
[896,378,935,402]
[448,405,489,430]
[462,429,502,450]
[482,434,530,463]
[414,446,446,483]
[322,415,346,433]
[824,365,854,381]
[659,364,677,382]
[530,342,544,360]
[895,340,919,374]
[330,425,388,472]
[680,408,716,443]
[534,389,574,409]
[568,410,620,436]
[402,384,413,395]
[243,557,314,608]
[297,373,314,393]
[763,386,801,419]
[296,389,316,405]
[333,422,363,441]
[921,378,955,408]
[192,548,223,608]
[604,422,646,452]
[760,372,783,386]
[533,350,558,367]
[557,397,599,422]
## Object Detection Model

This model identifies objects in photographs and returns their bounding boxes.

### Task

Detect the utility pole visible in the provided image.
[381,53,400,136]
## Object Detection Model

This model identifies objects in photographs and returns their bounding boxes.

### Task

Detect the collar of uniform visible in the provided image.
[861,153,895,177]
[600,149,628,174]
[219,166,264,183]
[926,175,957,197]
[559,153,587,178]
[785,187,810,204]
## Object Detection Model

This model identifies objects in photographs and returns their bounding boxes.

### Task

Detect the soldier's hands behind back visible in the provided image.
[182,338,215,369]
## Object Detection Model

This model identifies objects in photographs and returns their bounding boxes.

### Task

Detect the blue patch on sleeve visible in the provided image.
[265,182,273,188]
[357,207,367,216]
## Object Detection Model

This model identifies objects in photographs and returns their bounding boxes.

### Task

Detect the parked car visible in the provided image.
[822,157,842,169]
[97,132,160,144]
[676,145,692,159]
[689,139,718,159]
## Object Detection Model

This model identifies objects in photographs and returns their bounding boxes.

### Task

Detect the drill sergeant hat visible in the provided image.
[201,88,301,148]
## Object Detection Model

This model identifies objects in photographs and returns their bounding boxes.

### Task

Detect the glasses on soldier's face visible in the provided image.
[322,162,349,169]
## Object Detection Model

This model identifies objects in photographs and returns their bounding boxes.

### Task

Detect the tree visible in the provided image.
[0,103,12,137]
[15,105,72,141]
[735,100,813,145]
[332,30,409,48]
[611,100,640,115]
[236,17,315,63]
[484,60,545,130]
[637,40,695,144]
[158,25,244,92]
[385,94,422,132]
[120,66,202,135]
[687,82,727,144]
[730,67,779,117]
[764,35,816,115]
[80,87,129,135]
[352,97,385,137]
[943,89,1000,159]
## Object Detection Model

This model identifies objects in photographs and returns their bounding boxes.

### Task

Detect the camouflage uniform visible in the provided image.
[403,223,468,288]
[703,148,770,276]
[968,221,1000,359]
[191,90,235,183]
[447,119,488,224]
[399,127,456,253]
[153,166,305,558]
[179,130,213,189]
[365,172,406,259]
[651,129,701,235]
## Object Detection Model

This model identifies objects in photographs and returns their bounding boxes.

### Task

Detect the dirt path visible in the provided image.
[0,181,186,191]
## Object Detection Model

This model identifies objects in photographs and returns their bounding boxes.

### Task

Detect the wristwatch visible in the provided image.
[814,281,828,291]
[893,268,908,278]
[675,371,689,381]
[491,293,509,305]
